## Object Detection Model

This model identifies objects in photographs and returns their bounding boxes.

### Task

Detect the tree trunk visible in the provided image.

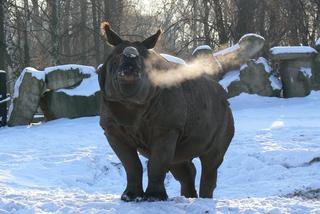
[0,0,7,70]
[80,0,88,64]
[202,0,211,45]
[23,0,30,67]
[91,0,101,65]
[49,0,60,65]
[234,0,257,40]
[63,0,71,58]
[213,0,228,44]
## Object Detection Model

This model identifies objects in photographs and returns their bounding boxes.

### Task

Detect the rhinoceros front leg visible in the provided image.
[144,129,179,201]
[104,129,144,202]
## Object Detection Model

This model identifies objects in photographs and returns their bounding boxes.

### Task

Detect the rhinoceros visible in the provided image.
[98,22,234,202]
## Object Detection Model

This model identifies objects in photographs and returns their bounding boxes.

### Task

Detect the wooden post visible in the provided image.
[0,70,7,127]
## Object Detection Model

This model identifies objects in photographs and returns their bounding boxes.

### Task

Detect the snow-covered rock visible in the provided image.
[192,45,212,56]
[270,46,317,97]
[160,53,186,65]
[213,33,265,72]
[315,38,320,52]
[270,46,318,60]
[219,58,282,98]
[7,68,46,126]
[41,70,100,121]
[311,54,320,90]
[45,64,95,90]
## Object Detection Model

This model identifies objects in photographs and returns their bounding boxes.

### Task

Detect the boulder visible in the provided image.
[7,68,46,126]
[214,34,265,72]
[270,46,317,98]
[279,61,311,97]
[315,38,320,52]
[240,58,281,97]
[45,64,95,90]
[311,54,320,90]
[192,45,213,58]
[40,74,100,120]
[219,58,282,98]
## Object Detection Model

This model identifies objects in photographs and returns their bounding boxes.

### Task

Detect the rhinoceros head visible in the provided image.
[99,22,161,104]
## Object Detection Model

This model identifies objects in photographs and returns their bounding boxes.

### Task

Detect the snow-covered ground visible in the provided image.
[0,92,320,213]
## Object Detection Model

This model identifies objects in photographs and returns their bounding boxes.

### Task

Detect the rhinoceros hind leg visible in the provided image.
[170,161,198,198]
[199,150,224,198]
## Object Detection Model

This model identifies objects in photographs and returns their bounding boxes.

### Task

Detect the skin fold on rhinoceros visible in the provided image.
[98,22,235,202]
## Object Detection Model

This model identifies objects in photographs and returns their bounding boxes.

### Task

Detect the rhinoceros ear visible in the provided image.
[142,29,162,49]
[100,21,123,46]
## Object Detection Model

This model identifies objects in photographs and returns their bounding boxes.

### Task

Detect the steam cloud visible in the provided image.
[148,51,240,88]
[148,34,264,88]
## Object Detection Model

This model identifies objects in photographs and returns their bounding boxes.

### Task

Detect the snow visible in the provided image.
[1,92,320,213]
[57,74,100,96]
[213,44,240,57]
[301,67,312,78]
[160,53,186,65]
[316,38,320,46]
[269,75,282,90]
[239,33,265,43]
[270,46,318,55]
[44,64,96,75]
[256,57,272,73]
[0,97,10,104]
[240,64,247,70]
[192,45,212,55]
[219,70,240,91]
[0,70,5,73]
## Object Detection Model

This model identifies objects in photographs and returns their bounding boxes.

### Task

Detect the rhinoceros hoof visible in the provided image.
[121,190,144,202]
[143,189,168,201]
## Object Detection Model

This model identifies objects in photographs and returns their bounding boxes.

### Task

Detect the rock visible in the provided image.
[7,68,46,126]
[160,53,186,65]
[280,62,311,97]
[270,46,317,98]
[40,74,100,120]
[240,58,281,97]
[45,64,95,90]
[214,34,265,72]
[315,38,320,52]
[219,57,282,98]
[226,80,249,98]
[192,45,213,58]
[270,46,318,61]
[311,54,320,90]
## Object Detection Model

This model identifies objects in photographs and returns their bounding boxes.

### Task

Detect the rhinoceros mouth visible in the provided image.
[117,70,142,83]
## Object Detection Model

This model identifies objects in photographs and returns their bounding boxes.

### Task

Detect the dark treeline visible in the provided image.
[0,0,320,92]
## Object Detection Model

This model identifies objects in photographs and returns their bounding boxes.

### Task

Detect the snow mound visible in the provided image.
[270,46,318,55]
